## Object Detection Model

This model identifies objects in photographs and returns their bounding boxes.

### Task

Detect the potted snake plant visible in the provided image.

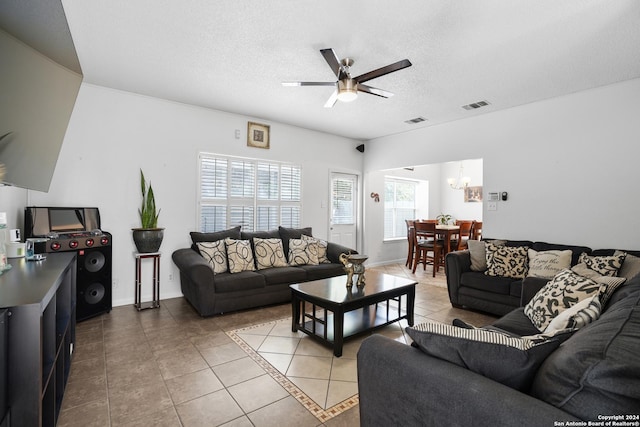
[132,169,164,253]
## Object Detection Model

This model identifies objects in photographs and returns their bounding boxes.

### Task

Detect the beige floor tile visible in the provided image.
[190,330,234,350]
[57,399,110,427]
[236,332,267,350]
[324,406,360,427]
[155,345,209,380]
[108,379,173,426]
[212,356,266,387]
[259,352,293,374]
[258,335,301,354]
[325,380,359,408]
[165,368,224,404]
[227,374,289,413]
[106,357,163,388]
[288,376,328,407]
[62,374,108,409]
[219,416,255,427]
[200,341,249,367]
[294,337,334,357]
[118,407,182,427]
[330,357,357,382]
[286,355,332,380]
[246,396,320,427]
[175,389,244,427]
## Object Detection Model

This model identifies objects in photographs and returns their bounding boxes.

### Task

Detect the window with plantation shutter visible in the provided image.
[384,177,418,240]
[198,153,302,232]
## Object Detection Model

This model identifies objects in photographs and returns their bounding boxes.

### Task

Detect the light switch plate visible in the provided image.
[487,202,497,211]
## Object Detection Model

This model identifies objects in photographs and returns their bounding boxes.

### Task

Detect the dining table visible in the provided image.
[435,224,461,256]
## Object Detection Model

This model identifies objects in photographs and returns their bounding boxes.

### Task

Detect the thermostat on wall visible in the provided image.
[488,192,500,201]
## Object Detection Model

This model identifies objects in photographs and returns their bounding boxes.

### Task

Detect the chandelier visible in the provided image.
[447,163,471,190]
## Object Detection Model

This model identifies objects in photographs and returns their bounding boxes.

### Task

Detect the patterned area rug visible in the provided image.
[227,317,406,422]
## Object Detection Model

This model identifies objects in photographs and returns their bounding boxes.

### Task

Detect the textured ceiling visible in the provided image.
[12,1,640,140]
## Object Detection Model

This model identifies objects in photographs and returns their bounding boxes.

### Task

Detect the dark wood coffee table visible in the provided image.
[290,271,416,357]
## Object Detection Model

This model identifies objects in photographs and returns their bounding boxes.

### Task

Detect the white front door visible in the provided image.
[329,172,358,250]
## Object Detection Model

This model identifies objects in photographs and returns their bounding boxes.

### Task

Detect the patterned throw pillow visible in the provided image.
[524,269,601,331]
[571,263,626,306]
[578,252,626,277]
[467,239,507,271]
[196,240,228,274]
[288,238,319,266]
[527,249,572,279]
[543,292,603,334]
[485,244,529,278]
[224,238,256,273]
[301,234,331,263]
[253,238,287,270]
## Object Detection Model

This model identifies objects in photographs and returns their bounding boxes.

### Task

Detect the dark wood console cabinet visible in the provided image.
[0,253,76,427]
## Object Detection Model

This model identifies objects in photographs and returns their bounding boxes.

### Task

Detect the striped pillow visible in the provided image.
[406,322,571,391]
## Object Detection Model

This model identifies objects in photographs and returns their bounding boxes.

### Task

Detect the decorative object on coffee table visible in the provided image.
[340,253,368,287]
[132,169,164,253]
[247,121,270,149]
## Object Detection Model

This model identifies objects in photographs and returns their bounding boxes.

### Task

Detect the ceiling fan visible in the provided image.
[282,48,412,108]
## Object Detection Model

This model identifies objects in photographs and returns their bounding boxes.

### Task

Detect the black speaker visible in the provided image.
[356,144,365,153]
[76,245,112,321]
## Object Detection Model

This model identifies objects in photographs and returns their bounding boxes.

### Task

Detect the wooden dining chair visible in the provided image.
[412,221,444,276]
[405,219,416,269]
[454,220,474,250]
[471,221,483,240]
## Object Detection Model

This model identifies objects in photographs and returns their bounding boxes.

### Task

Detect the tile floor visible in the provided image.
[57,263,497,427]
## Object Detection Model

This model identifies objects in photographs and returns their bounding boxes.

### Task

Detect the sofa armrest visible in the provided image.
[172,248,216,290]
[445,250,471,306]
[357,335,578,427]
[326,242,357,264]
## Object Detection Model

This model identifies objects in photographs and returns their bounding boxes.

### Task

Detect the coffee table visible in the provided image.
[290,271,416,357]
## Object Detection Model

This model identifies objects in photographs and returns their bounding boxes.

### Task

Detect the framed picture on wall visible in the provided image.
[247,121,270,149]
[464,186,483,203]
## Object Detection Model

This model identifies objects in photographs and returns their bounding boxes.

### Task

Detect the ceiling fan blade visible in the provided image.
[324,90,338,108]
[354,59,412,84]
[282,81,336,87]
[320,48,347,79]
[358,84,394,98]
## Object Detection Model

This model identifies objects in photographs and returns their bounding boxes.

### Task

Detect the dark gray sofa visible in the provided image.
[172,226,355,316]
[357,274,640,426]
[445,240,592,316]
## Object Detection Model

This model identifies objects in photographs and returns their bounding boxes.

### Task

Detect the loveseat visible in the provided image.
[172,226,356,316]
[358,251,640,425]
[445,239,640,316]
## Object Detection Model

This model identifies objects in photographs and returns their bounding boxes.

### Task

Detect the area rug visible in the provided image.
[227,318,368,422]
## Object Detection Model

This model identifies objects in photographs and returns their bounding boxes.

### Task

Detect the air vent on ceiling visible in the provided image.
[462,100,490,110]
[404,117,427,124]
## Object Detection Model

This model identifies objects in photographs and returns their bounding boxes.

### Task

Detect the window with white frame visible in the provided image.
[384,177,418,240]
[198,153,302,232]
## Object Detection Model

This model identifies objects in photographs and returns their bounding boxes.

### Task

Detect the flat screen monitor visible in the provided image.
[48,208,86,232]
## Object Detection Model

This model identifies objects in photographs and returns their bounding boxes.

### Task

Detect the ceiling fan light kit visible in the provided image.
[283,48,411,108]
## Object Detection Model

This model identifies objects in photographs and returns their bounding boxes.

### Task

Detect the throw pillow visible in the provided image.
[467,239,506,271]
[578,252,626,277]
[543,291,603,334]
[617,252,640,280]
[527,249,572,279]
[301,234,331,263]
[196,240,228,274]
[253,238,287,270]
[524,269,601,331]
[224,238,256,273]
[485,243,529,279]
[288,238,319,266]
[571,263,627,306]
[406,322,570,391]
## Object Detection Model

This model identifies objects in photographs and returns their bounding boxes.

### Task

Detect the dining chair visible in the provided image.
[412,221,444,276]
[471,221,483,240]
[454,220,474,250]
[405,219,416,269]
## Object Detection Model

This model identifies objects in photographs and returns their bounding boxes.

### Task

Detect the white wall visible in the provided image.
[364,78,640,256]
[19,83,362,306]
[440,159,483,221]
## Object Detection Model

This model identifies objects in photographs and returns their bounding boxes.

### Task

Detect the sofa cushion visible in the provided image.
[258,266,307,286]
[485,244,529,279]
[531,292,640,420]
[288,238,319,266]
[190,226,241,250]
[618,252,640,280]
[578,252,626,277]
[571,263,627,305]
[196,240,228,274]
[279,226,313,258]
[225,238,256,273]
[406,322,570,391]
[253,238,287,270]
[524,269,601,331]
[531,242,591,266]
[213,270,266,293]
[300,263,346,281]
[527,249,572,279]
[605,275,640,309]
[460,272,514,295]
[490,308,541,336]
